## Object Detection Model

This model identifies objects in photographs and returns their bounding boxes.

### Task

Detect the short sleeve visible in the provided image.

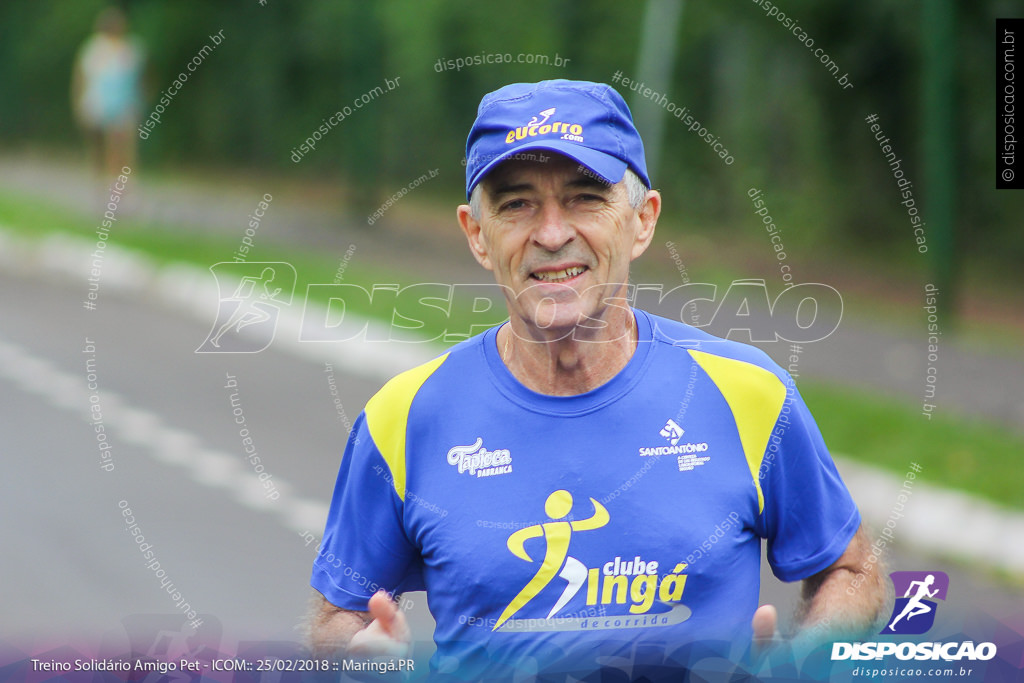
[756,381,861,582]
[310,413,425,610]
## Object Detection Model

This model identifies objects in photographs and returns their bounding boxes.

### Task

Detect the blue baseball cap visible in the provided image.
[464,79,650,200]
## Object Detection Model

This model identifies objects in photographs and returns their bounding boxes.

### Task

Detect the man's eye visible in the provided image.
[576,193,605,203]
[499,199,527,212]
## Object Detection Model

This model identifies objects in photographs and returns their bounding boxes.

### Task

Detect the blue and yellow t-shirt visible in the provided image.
[311,310,860,676]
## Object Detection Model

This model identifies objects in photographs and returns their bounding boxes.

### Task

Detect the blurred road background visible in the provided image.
[1,0,1022,678]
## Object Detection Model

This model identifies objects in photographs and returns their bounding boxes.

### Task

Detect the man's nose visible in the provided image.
[531,203,575,251]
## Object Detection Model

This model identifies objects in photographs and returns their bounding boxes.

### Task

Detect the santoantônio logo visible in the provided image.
[492,490,691,633]
[504,107,586,145]
[642,419,710,472]
[832,570,997,663]
[197,262,296,353]
[659,418,684,445]
[447,438,512,478]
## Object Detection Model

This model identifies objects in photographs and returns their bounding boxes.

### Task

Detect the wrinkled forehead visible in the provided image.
[480,152,615,196]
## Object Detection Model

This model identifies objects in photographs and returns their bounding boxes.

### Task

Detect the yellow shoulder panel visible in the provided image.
[688,349,787,514]
[364,354,449,501]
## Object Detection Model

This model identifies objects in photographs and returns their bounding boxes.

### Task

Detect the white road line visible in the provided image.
[0,227,439,380]
[836,457,1024,575]
[0,335,327,535]
[4,225,1024,577]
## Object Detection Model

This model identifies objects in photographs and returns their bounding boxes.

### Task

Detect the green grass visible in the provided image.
[800,380,1024,510]
[2,189,1023,510]
[0,189,500,343]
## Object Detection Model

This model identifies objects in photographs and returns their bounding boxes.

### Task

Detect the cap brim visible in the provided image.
[466,140,629,199]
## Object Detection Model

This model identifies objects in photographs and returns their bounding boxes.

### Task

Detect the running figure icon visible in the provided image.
[197,262,296,353]
[887,574,939,631]
[210,267,283,348]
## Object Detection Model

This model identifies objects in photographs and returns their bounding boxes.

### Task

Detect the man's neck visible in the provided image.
[498,310,638,396]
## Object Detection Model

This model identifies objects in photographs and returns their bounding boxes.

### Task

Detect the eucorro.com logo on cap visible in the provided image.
[503,107,586,145]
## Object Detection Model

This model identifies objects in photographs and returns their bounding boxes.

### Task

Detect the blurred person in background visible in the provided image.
[71,6,145,180]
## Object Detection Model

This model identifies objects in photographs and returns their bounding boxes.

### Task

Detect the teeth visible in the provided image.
[534,266,585,282]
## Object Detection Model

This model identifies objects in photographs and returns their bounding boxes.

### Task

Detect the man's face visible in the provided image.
[458,153,659,337]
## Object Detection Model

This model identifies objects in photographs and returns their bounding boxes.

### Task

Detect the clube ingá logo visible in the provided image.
[881,570,949,635]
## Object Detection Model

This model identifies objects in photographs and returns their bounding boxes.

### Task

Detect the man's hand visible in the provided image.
[307,590,411,657]
[751,604,779,657]
[348,590,411,657]
[749,525,887,661]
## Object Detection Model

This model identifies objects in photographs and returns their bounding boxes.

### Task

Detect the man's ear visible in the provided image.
[630,189,661,260]
[457,204,493,271]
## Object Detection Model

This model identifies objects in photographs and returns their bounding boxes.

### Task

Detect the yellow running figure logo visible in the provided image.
[493,490,609,631]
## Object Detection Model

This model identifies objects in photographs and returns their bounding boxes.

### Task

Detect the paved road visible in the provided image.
[0,268,426,652]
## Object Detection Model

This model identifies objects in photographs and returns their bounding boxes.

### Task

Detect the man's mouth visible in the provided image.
[530,265,588,283]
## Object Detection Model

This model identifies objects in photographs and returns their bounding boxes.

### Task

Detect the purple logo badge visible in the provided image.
[881,570,949,635]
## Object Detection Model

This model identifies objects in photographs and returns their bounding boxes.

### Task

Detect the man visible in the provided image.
[308,79,885,678]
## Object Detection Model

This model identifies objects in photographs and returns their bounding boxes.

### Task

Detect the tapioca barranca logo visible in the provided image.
[880,570,949,635]
[196,262,296,353]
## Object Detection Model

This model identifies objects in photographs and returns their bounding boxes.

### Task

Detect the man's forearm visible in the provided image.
[795,526,888,638]
[797,567,885,633]
[307,592,370,655]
